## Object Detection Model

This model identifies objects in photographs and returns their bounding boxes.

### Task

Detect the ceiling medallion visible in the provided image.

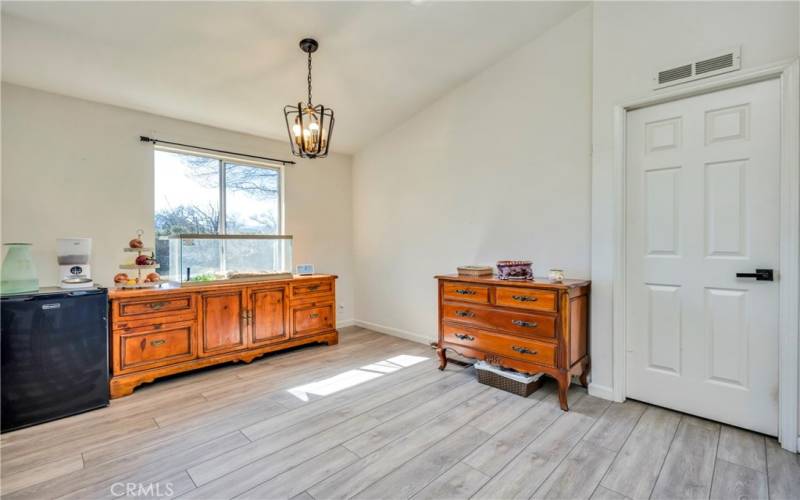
[283,38,335,159]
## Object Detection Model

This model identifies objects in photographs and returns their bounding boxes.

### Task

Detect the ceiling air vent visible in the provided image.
[654,47,740,89]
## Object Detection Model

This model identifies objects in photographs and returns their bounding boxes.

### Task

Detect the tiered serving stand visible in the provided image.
[116,246,164,289]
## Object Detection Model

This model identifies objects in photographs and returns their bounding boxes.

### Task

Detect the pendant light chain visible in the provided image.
[307,51,313,106]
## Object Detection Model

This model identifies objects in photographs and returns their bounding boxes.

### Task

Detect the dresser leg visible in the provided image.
[436,347,448,370]
[557,374,570,411]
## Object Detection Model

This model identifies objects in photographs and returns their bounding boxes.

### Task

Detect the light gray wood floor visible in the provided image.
[2,327,798,500]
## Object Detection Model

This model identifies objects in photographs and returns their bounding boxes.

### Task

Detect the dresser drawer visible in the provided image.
[495,287,557,312]
[442,324,556,367]
[442,282,490,304]
[116,295,195,321]
[292,302,334,337]
[116,321,197,374]
[442,303,556,339]
[291,280,333,299]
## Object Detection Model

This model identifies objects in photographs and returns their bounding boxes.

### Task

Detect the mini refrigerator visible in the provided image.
[1,287,110,432]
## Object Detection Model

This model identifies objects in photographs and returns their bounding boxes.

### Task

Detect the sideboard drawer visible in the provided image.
[291,280,333,299]
[117,295,195,320]
[441,303,556,339]
[495,287,557,312]
[442,283,490,304]
[442,324,556,367]
[116,321,196,374]
[292,302,334,337]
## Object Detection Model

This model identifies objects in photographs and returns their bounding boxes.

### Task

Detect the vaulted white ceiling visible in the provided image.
[2,1,585,154]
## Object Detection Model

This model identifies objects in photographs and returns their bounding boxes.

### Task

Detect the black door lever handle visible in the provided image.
[736,269,774,281]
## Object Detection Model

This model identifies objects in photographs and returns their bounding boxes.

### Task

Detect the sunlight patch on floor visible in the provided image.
[286,354,429,401]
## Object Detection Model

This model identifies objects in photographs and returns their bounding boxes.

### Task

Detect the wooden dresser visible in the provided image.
[108,274,337,398]
[435,274,590,410]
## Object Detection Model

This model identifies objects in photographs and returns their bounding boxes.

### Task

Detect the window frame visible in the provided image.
[154,144,285,236]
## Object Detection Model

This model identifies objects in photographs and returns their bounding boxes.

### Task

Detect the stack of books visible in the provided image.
[457,265,493,277]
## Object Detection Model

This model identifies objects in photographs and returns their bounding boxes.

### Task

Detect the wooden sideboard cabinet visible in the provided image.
[109,275,337,398]
[435,274,590,410]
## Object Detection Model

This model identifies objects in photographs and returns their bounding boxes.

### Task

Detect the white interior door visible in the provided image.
[626,78,780,435]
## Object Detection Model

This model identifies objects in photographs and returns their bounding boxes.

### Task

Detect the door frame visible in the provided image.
[610,59,800,451]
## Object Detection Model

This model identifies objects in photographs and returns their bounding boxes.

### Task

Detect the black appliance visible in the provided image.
[1,287,109,432]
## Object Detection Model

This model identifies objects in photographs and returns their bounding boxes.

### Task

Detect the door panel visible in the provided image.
[200,290,246,355]
[626,78,780,435]
[644,167,680,255]
[249,287,288,345]
[704,288,748,387]
[705,160,746,256]
[645,284,681,375]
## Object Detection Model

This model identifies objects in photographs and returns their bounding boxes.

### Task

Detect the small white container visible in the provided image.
[548,268,565,282]
[57,238,91,265]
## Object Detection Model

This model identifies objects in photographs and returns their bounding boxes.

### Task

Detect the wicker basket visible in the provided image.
[475,361,543,397]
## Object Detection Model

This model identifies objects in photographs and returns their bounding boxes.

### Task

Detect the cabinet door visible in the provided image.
[249,287,288,345]
[200,290,247,355]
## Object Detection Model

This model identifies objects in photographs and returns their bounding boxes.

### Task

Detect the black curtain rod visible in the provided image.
[139,136,296,166]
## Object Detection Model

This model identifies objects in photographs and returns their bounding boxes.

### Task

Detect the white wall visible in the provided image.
[589,1,799,444]
[351,1,799,443]
[1,83,355,325]
[352,7,593,343]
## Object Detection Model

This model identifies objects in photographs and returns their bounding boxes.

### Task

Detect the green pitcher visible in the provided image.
[1,243,39,294]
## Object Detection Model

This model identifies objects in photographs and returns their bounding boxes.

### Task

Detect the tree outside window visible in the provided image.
[154,149,282,279]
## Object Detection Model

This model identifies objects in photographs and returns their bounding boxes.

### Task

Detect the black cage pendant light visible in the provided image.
[284,38,335,159]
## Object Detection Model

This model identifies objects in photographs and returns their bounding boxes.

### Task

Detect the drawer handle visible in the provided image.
[454,289,476,295]
[308,285,320,291]
[454,333,475,341]
[512,345,537,355]
[455,310,475,318]
[309,313,320,319]
[148,301,168,310]
[512,319,538,328]
[150,339,166,347]
[512,295,537,302]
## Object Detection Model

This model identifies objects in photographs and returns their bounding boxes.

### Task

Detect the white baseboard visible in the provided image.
[588,383,618,402]
[777,433,799,453]
[354,319,433,346]
[336,319,355,329]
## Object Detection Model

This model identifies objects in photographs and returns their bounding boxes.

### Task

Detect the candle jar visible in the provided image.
[548,268,565,283]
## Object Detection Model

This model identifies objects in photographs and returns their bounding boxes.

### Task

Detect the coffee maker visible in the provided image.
[57,238,93,289]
